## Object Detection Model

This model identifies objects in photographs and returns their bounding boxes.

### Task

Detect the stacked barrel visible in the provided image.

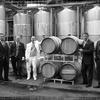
[41,35,83,81]
[41,36,62,79]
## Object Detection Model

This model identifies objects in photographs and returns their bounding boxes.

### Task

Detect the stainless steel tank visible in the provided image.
[84,5,100,42]
[0,5,5,35]
[13,12,31,44]
[34,9,51,41]
[57,7,77,39]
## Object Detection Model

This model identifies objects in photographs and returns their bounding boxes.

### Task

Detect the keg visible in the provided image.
[41,61,62,79]
[61,36,82,55]
[41,36,61,54]
[60,61,81,81]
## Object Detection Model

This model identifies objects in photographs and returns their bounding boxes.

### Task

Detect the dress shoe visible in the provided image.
[33,77,37,81]
[27,77,30,80]
[0,79,4,82]
[93,85,100,88]
[4,79,12,81]
[81,82,87,85]
[86,84,91,87]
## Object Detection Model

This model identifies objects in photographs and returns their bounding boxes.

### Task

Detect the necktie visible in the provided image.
[30,44,37,57]
[83,41,86,47]
[16,42,19,57]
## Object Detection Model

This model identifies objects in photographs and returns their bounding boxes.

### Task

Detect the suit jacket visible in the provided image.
[0,41,9,61]
[25,41,40,60]
[0,41,5,60]
[82,39,94,65]
[95,40,100,61]
[10,41,25,59]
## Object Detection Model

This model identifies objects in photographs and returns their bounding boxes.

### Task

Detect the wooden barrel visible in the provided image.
[41,61,62,79]
[41,36,61,54]
[61,36,83,55]
[60,61,81,81]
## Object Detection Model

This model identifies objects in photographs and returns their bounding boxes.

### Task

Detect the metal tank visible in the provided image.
[34,9,51,41]
[0,5,5,35]
[84,5,100,42]
[13,12,31,44]
[57,7,77,39]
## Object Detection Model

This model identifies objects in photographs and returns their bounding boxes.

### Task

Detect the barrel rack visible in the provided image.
[43,78,75,85]
[42,54,78,85]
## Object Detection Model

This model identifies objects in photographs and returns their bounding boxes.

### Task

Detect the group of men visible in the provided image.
[0,33,100,89]
[0,35,40,82]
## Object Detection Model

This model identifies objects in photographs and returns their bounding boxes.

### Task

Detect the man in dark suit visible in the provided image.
[94,40,100,88]
[1,36,10,81]
[0,35,5,81]
[0,35,10,81]
[79,33,94,87]
[10,36,25,79]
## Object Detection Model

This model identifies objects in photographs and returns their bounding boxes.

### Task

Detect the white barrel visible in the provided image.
[85,5,100,42]
[0,5,5,35]
[41,36,61,54]
[57,8,77,39]
[13,12,31,44]
[34,10,51,41]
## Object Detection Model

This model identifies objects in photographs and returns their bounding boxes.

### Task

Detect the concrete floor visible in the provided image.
[0,62,98,100]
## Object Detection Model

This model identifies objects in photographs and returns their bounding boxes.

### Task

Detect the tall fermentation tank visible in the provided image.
[0,5,5,35]
[13,12,31,44]
[57,7,77,38]
[85,6,100,42]
[34,9,51,41]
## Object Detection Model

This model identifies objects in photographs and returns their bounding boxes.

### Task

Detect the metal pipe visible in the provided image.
[23,1,96,10]
[50,8,53,36]
[76,6,80,38]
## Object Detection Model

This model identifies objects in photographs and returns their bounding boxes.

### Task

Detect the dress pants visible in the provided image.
[0,58,4,80]
[11,56,17,76]
[3,58,9,80]
[96,60,100,85]
[26,57,37,79]
[16,58,23,78]
[81,62,93,85]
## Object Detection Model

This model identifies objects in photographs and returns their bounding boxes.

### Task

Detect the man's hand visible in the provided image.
[79,49,83,52]
[22,57,25,60]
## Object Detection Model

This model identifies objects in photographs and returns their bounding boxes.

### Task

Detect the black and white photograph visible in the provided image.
[0,0,100,100]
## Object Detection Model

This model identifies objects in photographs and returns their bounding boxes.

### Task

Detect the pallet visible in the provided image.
[43,78,74,85]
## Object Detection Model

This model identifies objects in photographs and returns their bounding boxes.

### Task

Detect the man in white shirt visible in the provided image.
[25,36,40,80]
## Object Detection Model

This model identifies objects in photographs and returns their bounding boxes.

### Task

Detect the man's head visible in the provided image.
[16,36,21,43]
[82,32,89,41]
[0,35,5,41]
[31,36,36,43]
